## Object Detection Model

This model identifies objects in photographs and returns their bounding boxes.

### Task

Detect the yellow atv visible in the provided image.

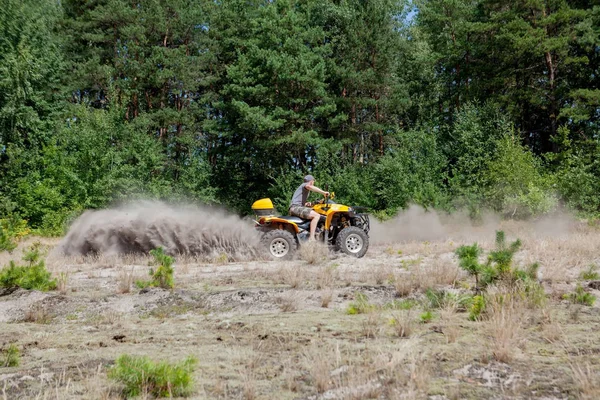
[252,193,370,259]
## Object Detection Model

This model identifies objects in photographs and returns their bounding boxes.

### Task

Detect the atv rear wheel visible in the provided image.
[336,226,368,258]
[261,229,297,260]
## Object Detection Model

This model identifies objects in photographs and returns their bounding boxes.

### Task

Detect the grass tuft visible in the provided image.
[109,354,197,398]
[1,344,20,367]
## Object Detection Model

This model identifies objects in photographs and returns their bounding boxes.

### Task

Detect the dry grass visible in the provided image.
[304,347,334,394]
[361,311,382,338]
[372,263,394,285]
[316,264,339,289]
[539,309,563,344]
[569,360,600,400]
[116,266,136,294]
[408,356,431,393]
[320,289,333,308]
[392,272,415,297]
[23,304,53,324]
[56,271,69,294]
[99,310,123,325]
[241,369,257,400]
[389,311,414,338]
[276,265,306,288]
[487,288,527,363]
[522,231,600,283]
[298,241,329,264]
[276,291,300,312]
[440,306,460,344]
[426,256,462,286]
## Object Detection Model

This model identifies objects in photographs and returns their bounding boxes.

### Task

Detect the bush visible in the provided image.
[0,243,56,291]
[455,231,526,288]
[580,265,600,281]
[346,292,376,315]
[485,135,557,218]
[109,354,197,398]
[0,215,30,252]
[456,231,545,319]
[551,127,600,216]
[420,311,433,323]
[371,129,448,213]
[446,103,509,207]
[469,295,485,321]
[137,248,175,290]
[1,344,20,367]
[424,288,472,310]
[565,285,596,306]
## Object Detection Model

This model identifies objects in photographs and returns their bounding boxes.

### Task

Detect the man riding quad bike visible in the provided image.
[252,176,370,259]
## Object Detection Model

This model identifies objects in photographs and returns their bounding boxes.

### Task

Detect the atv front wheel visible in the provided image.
[336,226,369,258]
[261,229,297,260]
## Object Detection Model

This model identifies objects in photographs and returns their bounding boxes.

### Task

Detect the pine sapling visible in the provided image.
[149,248,175,289]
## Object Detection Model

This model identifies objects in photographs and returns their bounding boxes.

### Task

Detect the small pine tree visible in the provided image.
[148,248,174,289]
[455,243,484,286]
[0,243,56,291]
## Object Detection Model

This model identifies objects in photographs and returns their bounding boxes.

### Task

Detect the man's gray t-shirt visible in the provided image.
[290,183,309,208]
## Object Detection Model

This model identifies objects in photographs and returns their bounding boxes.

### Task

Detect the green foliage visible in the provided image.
[425,289,472,311]
[384,299,418,310]
[346,292,376,315]
[469,295,485,321]
[148,248,175,290]
[456,231,528,288]
[0,243,56,291]
[580,265,600,281]
[455,243,484,285]
[565,285,596,307]
[1,344,20,367]
[371,129,448,213]
[0,216,29,252]
[485,136,557,218]
[419,311,433,323]
[0,0,599,223]
[109,354,197,398]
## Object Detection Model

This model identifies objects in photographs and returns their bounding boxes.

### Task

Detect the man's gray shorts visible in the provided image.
[289,205,313,219]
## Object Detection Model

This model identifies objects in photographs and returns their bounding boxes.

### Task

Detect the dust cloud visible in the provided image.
[370,205,579,244]
[58,201,260,260]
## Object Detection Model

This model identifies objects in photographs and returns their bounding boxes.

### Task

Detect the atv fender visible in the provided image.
[260,217,300,233]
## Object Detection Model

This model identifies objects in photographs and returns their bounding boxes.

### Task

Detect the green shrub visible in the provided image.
[149,248,174,289]
[137,248,175,290]
[2,344,20,367]
[552,127,600,216]
[455,231,524,288]
[109,354,197,398]
[420,311,433,323]
[565,285,596,306]
[425,288,472,310]
[469,295,485,321]
[384,299,418,310]
[580,265,600,281]
[455,243,484,286]
[346,292,376,315]
[0,243,56,291]
[485,135,557,218]
[0,216,30,252]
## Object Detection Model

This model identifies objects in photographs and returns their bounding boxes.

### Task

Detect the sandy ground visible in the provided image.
[1,218,600,399]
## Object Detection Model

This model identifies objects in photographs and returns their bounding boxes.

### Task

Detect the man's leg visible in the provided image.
[309,210,320,240]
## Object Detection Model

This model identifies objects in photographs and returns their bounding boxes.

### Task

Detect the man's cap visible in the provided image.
[304,175,315,182]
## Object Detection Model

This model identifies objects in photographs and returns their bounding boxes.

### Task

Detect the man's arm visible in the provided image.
[305,184,329,197]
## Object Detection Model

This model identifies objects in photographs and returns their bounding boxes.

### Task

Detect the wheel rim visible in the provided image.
[270,238,289,257]
[345,233,363,253]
